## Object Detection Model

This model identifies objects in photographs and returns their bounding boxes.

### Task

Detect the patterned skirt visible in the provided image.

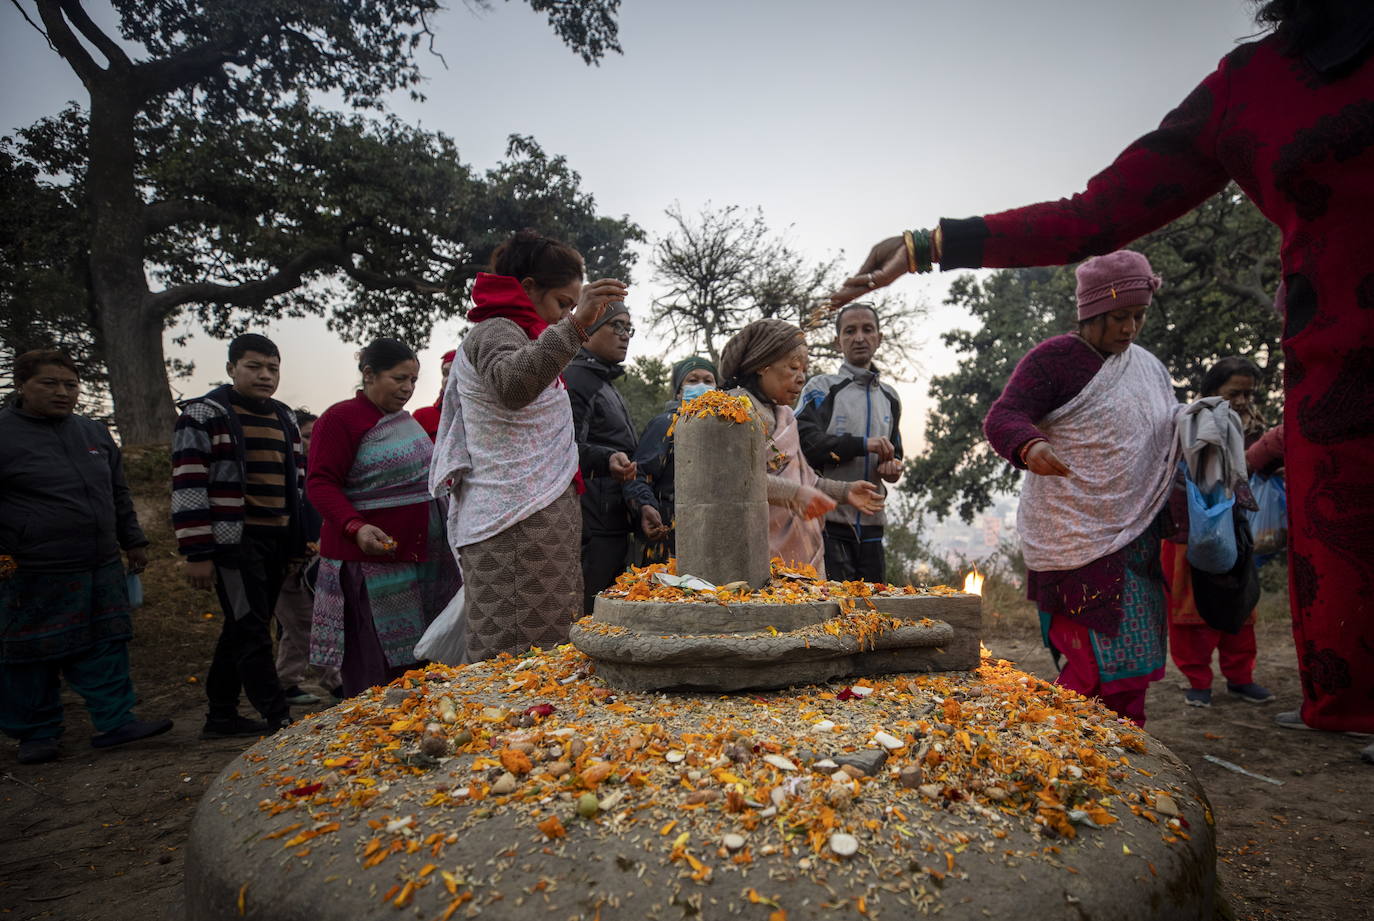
[1038,528,1168,690]
[460,483,582,662]
[0,559,132,664]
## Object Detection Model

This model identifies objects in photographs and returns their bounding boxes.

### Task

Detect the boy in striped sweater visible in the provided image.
[172,334,303,737]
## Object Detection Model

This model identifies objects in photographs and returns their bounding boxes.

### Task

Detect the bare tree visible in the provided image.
[650,202,928,374]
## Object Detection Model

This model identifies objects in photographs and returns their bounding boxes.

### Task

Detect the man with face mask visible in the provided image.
[796,303,904,583]
[632,356,719,564]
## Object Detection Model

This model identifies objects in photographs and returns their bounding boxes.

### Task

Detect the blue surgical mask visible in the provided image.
[681,383,714,402]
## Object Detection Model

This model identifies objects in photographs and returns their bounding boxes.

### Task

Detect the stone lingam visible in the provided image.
[570,391,981,692]
[184,393,1216,920]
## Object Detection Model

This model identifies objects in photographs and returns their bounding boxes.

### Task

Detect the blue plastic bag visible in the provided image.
[1185,477,1237,574]
[1245,472,1287,557]
[125,572,144,608]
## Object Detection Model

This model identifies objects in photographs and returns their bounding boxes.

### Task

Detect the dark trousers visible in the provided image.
[0,639,136,742]
[823,523,886,584]
[581,532,630,614]
[207,528,289,723]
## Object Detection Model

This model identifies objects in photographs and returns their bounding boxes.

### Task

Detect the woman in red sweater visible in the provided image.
[835,1,1374,749]
[308,338,459,696]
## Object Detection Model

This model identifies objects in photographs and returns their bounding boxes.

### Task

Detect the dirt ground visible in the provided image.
[1,469,1370,919]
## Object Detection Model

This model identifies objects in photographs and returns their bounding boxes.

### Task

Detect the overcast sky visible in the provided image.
[1,1,1262,449]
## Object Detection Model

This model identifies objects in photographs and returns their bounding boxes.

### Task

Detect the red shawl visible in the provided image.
[467,273,549,341]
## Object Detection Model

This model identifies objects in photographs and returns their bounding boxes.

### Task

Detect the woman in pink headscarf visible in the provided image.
[983,251,1180,726]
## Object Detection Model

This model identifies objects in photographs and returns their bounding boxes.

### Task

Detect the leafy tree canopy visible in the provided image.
[1,0,629,442]
[907,187,1283,524]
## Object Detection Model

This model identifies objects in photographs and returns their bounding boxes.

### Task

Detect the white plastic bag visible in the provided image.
[415,587,467,666]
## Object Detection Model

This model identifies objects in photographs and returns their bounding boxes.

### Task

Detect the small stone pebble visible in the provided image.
[763,754,798,772]
[919,783,942,799]
[419,735,448,758]
[665,750,685,763]
[490,772,517,795]
[1154,793,1180,817]
[873,731,905,750]
[722,833,745,851]
[828,832,859,857]
[546,761,571,778]
[985,786,1008,801]
[577,792,600,818]
[898,765,923,789]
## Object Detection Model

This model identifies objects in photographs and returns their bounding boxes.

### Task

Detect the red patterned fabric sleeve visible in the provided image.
[941,53,1235,269]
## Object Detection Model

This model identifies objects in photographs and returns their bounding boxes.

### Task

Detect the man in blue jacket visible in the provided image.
[796,304,904,583]
[0,350,172,764]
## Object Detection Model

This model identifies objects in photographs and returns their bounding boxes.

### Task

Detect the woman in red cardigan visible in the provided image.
[308,338,459,696]
[834,1,1374,755]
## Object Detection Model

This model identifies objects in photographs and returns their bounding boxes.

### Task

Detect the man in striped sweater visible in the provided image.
[172,334,303,737]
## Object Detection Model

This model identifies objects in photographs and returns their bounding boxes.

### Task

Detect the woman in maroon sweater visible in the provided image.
[308,339,459,696]
[983,252,1179,725]
[837,2,1374,744]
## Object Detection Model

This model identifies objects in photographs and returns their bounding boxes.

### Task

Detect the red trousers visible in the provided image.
[1049,617,1155,727]
[1169,621,1256,690]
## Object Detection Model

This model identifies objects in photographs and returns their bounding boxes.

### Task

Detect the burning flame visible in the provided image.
[962,568,985,596]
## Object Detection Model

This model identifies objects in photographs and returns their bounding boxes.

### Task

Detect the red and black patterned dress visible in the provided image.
[941,32,1374,733]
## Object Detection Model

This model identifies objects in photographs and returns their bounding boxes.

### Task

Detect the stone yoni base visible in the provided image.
[573,592,982,692]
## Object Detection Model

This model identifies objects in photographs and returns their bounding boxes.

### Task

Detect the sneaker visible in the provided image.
[91,718,173,749]
[1226,682,1275,704]
[283,686,321,706]
[1274,709,1312,730]
[1275,710,1373,738]
[1184,688,1212,708]
[266,715,293,735]
[17,738,60,765]
[201,715,270,739]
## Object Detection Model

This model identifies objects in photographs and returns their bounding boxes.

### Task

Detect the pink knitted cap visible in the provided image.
[1075,250,1162,321]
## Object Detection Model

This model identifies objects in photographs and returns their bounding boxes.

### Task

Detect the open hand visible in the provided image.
[356,524,397,556]
[185,559,214,591]
[846,480,885,515]
[830,236,908,308]
[794,485,838,520]
[574,278,629,331]
[866,436,896,462]
[640,505,670,542]
[1026,441,1072,477]
[609,452,637,482]
[125,546,148,574]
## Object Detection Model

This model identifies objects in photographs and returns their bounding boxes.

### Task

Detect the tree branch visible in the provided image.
[58,0,131,70]
[145,246,341,317]
[33,0,102,85]
[8,0,56,51]
[132,31,259,99]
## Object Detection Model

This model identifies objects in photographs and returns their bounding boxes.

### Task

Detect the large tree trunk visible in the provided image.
[86,85,177,445]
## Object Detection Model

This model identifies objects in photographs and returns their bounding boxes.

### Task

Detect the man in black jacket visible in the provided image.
[565,303,665,612]
[0,350,172,764]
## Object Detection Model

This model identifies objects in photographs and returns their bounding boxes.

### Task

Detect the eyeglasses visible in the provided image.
[607,321,636,338]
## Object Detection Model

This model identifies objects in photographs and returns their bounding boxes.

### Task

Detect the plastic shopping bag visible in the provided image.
[1185,476,1238,574]
[1245,472,1287,557]
[415,587,467,666]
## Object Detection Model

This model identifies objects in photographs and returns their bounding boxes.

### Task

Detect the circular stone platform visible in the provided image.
[572,590,984,692]
[186,649,1214,920]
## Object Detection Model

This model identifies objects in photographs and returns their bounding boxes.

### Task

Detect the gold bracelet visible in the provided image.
[902,230,918,274]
